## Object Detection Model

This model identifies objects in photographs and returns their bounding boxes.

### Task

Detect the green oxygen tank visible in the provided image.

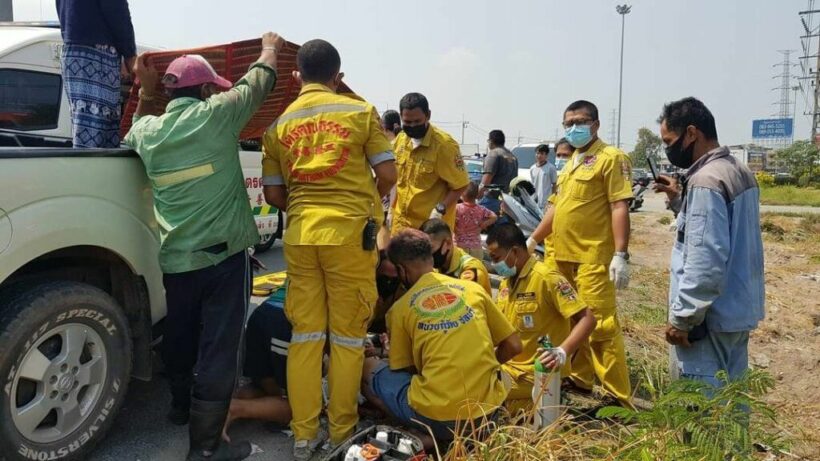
[532,335,562,428]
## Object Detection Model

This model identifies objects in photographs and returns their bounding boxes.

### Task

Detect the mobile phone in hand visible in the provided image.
[647,156,659,181]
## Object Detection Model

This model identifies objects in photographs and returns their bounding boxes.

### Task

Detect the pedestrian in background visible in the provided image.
[530,143,558,210]
[479,129,519,195]
[654,97,764,388]
[454,182,496,259]
[57,0,136,147]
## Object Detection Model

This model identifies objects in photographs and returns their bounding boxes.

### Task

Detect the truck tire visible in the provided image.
[0,282,131,461]
[253,210,284,254]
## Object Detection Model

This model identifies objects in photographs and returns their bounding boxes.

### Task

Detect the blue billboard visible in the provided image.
[752,118,793,138]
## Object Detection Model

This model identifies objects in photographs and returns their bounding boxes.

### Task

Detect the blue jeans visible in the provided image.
[370,361,493,441]
[671,330,749,389]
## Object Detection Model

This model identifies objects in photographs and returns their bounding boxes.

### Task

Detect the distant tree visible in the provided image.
[630,127,663,168]
[774,140,819,185]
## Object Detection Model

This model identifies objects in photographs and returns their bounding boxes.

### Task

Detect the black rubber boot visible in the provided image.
[167,374,192,425]
[186,398,252,461]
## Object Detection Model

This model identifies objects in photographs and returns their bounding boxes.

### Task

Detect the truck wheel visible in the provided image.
[0,282,131,461]
[253,210,284,254]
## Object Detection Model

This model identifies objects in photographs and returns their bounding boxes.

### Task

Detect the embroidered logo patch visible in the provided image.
[583,155,597,167]
[460,269,477,282]
[410,284,466,319]
[621,161,631,179]
[556,280,577,301]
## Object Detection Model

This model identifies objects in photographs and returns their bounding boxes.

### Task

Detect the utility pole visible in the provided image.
[0,0,13,22]
[460,114,469,145]
[800,3,820,143]
[608,109,618,142]
[771,50,796,147]
[616,4,632,149]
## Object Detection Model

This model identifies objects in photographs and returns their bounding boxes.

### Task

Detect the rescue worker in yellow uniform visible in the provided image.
[528,100,634,407]
[486,223,596,410]
[419,218,492,295]
[391,92,471,235]
[261,39,397,460]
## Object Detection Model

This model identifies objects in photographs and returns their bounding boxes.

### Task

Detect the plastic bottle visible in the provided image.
[531,335,562,428]
[397,438,415,455]
[344,445,361,461]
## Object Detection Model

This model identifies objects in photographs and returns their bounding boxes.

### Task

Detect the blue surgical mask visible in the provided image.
[555,159,568,171]
[492,249,518,278]
[564,124,593,148]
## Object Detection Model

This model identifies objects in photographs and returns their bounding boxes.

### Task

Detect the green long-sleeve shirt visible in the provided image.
[125,63,277,273]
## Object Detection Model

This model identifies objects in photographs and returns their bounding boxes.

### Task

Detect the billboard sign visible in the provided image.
[752,118,793,138]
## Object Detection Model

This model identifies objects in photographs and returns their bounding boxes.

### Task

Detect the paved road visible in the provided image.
[639,189,818,214]
[89,242,293,461]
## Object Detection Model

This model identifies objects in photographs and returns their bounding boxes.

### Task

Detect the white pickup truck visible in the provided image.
[0,24,281,461]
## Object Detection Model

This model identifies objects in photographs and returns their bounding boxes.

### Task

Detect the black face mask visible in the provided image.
[432,244,450,271]
[403,123,429,140]
[376,275,400,300]
[665,131,696,169]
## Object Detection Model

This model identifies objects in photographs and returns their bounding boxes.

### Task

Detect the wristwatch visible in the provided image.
[614,251,630,261]
[435,203,447,215]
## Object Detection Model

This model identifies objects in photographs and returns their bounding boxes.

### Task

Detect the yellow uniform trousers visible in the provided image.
[553,261,632,406]
[284,244,378,444]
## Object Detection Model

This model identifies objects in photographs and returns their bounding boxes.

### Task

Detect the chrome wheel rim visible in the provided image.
[10,323,108,443]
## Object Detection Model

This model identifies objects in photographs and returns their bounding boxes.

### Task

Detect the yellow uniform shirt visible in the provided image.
[496,258,587,380]
[387,272,515,421]
[261,84,394,246]
[549,139,633,265]
[444,246,492,295]
[391,124,471,234]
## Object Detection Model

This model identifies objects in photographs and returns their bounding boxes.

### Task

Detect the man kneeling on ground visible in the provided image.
[486,223,596,411]
[420,218,492,295]
[362,229,522,448]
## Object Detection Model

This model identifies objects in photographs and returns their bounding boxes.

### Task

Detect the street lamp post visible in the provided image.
[616,4,631,149]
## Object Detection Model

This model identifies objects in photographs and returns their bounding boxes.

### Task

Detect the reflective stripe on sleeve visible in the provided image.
[369,150,395,166]
[262,175,285,186]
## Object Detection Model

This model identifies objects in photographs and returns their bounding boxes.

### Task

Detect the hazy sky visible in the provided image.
[15,0,815,150]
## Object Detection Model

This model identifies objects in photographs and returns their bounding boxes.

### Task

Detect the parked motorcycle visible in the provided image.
[629,177,651,212]
[484,179,545,255]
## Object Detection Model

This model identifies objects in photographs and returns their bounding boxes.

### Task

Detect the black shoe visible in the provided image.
[168,373,192,425]
[187,398,252,461]
[168,403,190,426]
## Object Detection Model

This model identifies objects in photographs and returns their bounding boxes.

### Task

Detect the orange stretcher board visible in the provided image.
[119,38,355,141]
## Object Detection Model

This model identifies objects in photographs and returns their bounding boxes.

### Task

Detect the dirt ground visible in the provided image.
[619,211,820,459]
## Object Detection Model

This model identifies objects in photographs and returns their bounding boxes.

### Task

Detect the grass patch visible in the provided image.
[443,370,792,460]
[760,186,820,207]
[657,215,671,225]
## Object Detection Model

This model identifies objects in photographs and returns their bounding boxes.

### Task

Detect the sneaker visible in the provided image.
[293,429,327,461]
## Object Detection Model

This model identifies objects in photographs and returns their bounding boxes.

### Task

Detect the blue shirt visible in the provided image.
[668,146,765,333]
[56,0,137,58]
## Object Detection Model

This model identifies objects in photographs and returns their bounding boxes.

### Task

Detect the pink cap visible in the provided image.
[162,55,232,89]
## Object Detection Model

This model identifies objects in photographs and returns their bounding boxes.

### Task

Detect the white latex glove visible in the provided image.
[537,346,567,369]
[526,237,537,254]
[429,208,444,220]
[609,254,630,290]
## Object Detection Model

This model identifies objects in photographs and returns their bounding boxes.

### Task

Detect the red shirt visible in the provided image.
[455,202,495,249]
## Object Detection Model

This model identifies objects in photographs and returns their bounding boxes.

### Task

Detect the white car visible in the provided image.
[0,23,280,461]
